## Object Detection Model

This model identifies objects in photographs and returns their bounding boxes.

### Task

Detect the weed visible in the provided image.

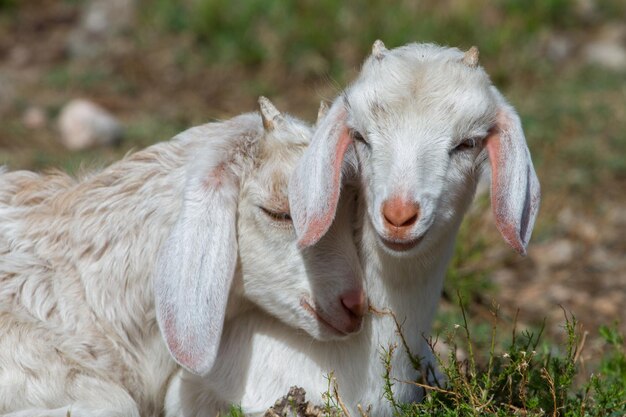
[223,404,245,417]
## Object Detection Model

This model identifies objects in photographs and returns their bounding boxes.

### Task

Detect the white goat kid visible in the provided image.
[161,43,540,417]
[0,98,364,417]
[281,42,537,415]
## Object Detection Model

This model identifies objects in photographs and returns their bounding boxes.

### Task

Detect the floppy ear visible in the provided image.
[486,87,541,256]
[154,120,256,376]
[289,98,353,249]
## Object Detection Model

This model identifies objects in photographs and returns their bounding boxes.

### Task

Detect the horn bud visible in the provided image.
[462,46,479,68]
[258,96,282,131]
[372,39,387,60]
[317,101,329,124]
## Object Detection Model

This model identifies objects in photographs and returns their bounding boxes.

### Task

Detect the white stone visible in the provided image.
[83,0,136,36]
[545,34,575,62]
[58,99,122,151]
[68,0,137,58]
[584,41,626,71]
[22,107,47,130]
[583,24,626,71]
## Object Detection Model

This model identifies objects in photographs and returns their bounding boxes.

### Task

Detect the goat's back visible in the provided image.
[0,141,187,415]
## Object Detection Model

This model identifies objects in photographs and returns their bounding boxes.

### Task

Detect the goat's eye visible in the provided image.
[453,137,479,152]
[350,129,368,146]
[259,206,292,222]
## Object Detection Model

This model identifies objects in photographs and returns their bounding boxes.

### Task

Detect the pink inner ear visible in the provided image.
[486,127,526,255]
[298,127,352,248]
[161,308,199,371]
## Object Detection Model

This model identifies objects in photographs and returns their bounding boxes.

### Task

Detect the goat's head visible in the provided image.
[290,42,540,257]
[238,98,365,343]
[154,98,364,376]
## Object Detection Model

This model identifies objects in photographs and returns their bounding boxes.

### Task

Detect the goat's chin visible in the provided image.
[372,217,435,257]
[310,326,359,342]
[300,297,363,340]
[375,229,428,257]
[378,235,423,254]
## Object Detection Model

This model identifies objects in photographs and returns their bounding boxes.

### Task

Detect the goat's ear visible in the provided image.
[154,123,251,376]
[289,98,353,249]
[486,87,541,256]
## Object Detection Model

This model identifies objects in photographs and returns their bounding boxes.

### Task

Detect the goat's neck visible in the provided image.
[360,216,458,359]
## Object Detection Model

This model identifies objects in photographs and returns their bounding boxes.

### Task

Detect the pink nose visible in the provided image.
[382,198,420,230]
[340,290,367,318]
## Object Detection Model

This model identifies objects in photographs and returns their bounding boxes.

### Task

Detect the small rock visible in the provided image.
[584,41,626,71]
[83,0,136,35]
[68,0,137,58]
[544,33,575,63]
[264,386,323,417]
[583,24,626,71]
[22,107,47,130]
[575,0,597,21]
[58,99,122,151]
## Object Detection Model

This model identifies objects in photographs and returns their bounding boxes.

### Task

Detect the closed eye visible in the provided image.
[259,206,292,222]
[350,129,369,146]
[452,137,481,152]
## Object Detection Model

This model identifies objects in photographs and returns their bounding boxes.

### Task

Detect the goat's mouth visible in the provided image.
[300,297,357,336]
[379,235,423,252]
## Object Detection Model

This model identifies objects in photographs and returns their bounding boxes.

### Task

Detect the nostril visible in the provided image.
[401,213,418,227]
[340,290,367,318]
[382,198,420,229]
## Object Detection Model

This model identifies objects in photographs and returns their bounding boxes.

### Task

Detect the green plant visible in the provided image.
[290,294,619,417]
[0,0,15,11]
[375,302,626,417]
[223,404,245,417]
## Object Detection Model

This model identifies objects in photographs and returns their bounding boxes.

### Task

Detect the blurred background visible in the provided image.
[0,0,624,370]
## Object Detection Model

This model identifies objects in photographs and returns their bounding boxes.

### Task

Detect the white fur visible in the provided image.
[176,42,541,416]
[0,103,364,416]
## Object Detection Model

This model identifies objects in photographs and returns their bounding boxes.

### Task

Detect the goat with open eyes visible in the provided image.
[0,98,364,417]
[179,42,541,416]
[288,41,541,416]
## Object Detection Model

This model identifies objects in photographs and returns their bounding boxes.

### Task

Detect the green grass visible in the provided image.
[144,0,626,76]
[223,405,245,417]
[0,0,15,10]
[315,303,626,417]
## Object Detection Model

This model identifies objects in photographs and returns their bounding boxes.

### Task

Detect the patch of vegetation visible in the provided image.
[223,405,245,417]
[319,302,626,417]
[0,0,15,11]
[144,0,626,76]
